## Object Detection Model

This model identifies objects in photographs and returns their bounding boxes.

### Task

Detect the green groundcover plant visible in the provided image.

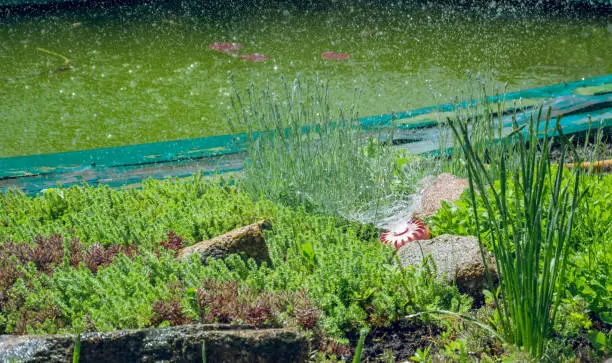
[1,172,607,361]
[0,177,469,343]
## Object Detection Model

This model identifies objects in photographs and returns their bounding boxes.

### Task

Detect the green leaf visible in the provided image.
[599,312,612,325]
[587,331,607,351]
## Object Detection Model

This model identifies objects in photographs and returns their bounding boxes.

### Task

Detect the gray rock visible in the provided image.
[0,324,309,363]
[417,173,469,217]
[397,234,498,299]
[177,220,272,265]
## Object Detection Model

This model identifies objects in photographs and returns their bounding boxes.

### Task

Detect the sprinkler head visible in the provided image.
[379,219,430,250]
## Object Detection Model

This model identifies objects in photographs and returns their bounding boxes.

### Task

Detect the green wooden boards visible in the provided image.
[1,75,611,195]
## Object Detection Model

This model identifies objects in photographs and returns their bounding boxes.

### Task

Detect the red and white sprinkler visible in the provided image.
[379,219,430,250]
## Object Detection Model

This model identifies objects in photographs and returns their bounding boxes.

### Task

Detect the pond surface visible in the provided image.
[1,1,610,157]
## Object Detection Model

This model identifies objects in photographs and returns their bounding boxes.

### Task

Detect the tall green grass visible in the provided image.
[227,76,415,221]
[449,108,584,358]
[437,80,515,178]
[580,116,610,173]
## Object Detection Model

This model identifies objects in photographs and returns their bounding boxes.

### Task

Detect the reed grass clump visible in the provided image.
[449,108,584,359]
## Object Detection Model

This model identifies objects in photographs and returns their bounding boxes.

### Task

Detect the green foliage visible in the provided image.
[449,109,584,359]
[428,173,612,325]
[0,179,469,340]
[0,263,60,334]
[429,172,607,244]
[440,339,470,362]
[262,209,470,337]
[587,330,612,354]
[0,174,274,248]
[410,344,433,362]
[553,296,593,339]
[428,198,474,238]
[51,253,185,331]
[542,296,610,360]
[570,175,612,248]
[565,236,612,325]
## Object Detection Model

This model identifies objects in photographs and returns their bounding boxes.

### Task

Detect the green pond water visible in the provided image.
[1,1,611,158]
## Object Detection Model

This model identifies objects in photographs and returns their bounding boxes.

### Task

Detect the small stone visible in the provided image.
[417,173,468,217]
[176,220,272,265]
[397,234,498,299]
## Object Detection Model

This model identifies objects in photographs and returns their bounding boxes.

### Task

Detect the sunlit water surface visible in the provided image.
[1,1,610,157]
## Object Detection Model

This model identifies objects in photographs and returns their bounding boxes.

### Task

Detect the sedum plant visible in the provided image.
[449,108,584,359]
[0,179,469,339]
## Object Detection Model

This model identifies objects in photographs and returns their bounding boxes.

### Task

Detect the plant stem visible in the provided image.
[37,47,70,65]
[352,328,369,363]
[72,333,81,363]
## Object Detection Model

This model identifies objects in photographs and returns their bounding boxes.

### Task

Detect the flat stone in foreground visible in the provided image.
[0,324,308,363]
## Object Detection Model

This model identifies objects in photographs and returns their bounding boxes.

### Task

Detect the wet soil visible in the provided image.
[354,320,442,362]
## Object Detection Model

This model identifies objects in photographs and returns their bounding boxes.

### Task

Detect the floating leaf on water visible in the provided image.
[321,51,350,60]
[239,54,269,62]
[209,42,244,54]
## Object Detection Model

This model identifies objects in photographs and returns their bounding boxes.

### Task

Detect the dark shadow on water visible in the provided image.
[2,0,610,18]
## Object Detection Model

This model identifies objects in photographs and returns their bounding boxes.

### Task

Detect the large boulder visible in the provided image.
[177,220,272,265]
[417,173,468,217]
[397,234,497,299]
[0,324,309,363]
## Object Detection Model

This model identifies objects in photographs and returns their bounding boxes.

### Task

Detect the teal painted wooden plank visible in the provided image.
[358,74,612,128]
[0,157,245,195]
[0,133,247,179]
[2,106,608,195]
[414,107,612,157]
